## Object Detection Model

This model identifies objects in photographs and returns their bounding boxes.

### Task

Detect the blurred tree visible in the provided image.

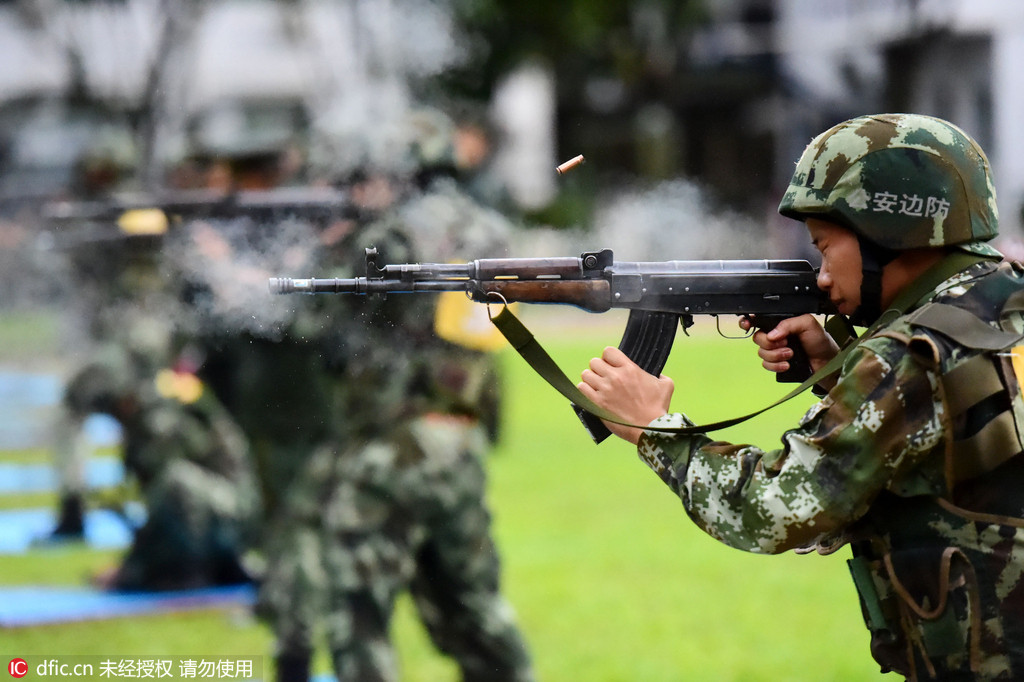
[440,0,787,219]
[10,0,206,190]
[442,0,708,101]
[437,0,711,223]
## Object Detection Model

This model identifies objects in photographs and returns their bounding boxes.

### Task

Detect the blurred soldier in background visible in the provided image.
[46,130,148,540]
[53,221,258,590]
[42,100,269,584]
[171,97,309,193]
[451,109,515,214]
[184,105,534,681]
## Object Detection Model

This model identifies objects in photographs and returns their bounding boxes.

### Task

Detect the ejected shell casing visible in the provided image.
[556,155,585,175]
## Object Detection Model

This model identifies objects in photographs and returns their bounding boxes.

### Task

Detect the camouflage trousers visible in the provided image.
[256,415,534,682]
[114,458,256,591]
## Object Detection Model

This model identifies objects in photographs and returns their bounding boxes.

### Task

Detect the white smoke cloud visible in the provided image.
[514,178,762,262]
[164,216,322,340]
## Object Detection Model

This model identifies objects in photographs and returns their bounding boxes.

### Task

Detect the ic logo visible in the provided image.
[8,659,27,678]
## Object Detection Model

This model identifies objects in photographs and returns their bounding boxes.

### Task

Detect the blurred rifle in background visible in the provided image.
[39,186,353,249]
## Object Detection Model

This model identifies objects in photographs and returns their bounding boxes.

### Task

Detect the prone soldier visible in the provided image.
[54,223,258,590]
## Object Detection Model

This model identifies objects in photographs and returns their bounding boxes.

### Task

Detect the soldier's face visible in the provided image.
[807,218,862,315]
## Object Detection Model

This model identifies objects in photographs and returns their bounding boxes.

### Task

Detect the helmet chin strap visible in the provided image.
[850,236,899,327]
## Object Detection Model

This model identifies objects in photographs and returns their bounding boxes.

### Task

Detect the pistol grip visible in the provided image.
[575,310,679,443]
[753,315,813,384]
[776,340,812,383]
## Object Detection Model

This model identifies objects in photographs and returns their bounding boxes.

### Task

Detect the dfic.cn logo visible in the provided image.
[8,659,28,678]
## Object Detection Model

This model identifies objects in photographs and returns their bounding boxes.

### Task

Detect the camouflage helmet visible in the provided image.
[404,107,457,170]
[307,105,455,182]
[779,113,1001,258]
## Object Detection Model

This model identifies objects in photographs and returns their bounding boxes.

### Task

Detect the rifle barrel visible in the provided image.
[268,277,469,295]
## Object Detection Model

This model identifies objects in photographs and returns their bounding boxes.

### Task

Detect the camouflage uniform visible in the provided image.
[254,163,533,681]
[175,108,531,680]
[59,235,257,590]
[634,115,1024,680]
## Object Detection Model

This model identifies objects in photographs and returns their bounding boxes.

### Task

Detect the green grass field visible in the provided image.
[0,311,888,681]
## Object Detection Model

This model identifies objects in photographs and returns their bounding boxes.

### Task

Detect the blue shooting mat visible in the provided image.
[0,370,123,450]
[0,455,133,553]
[0,507,137,554]
[0,372,60,450]
[0,455,125,494]
[0,583,256,627]
[0,375,254,629]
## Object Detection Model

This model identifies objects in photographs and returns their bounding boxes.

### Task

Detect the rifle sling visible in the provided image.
[489,252,991,437]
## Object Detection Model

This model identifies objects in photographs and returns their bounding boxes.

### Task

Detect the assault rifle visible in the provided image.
[269,247,835,442]
[39,186,354,250]
[43,186,352,225]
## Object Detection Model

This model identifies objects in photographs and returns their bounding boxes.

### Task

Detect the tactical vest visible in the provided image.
[846,261,1024,680]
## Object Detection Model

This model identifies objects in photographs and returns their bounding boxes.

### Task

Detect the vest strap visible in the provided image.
[942,355,1004,417]
[907,303,1024,351]
[951,411,1021,484]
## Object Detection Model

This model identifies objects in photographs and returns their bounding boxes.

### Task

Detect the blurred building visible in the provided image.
[0,0,466,195]
[1,0,1023,236]
[691,0,1024,235]
[554,0,1024,239]
[0,95,136,216]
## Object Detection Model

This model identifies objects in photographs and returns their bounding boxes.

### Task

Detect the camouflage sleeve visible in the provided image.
[635,335,946,554]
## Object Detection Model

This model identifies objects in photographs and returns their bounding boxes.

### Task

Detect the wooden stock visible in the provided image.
[475,279,612,312]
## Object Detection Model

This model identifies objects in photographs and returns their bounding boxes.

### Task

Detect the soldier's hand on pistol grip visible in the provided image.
[740,315,841,392]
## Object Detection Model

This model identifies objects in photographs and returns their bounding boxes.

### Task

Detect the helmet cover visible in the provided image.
[779,113,1000,257]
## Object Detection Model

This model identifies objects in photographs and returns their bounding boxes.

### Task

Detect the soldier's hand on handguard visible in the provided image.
[578,346,675,446]
[740,314,840,391]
